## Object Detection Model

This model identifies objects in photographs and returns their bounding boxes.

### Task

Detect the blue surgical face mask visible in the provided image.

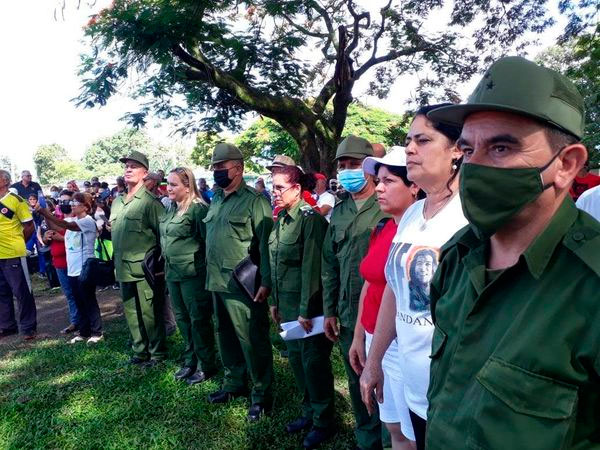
[338,169,367,193]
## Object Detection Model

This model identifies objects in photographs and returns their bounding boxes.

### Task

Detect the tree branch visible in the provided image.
[346,0,370,56]
[354,42,436,80]
[313,78,336,115]
[281,13,329,39]
[371,0,393,61]
[173,44,319,125]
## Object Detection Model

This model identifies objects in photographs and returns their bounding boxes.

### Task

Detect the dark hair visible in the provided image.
[73,192,94,214]
[408,248,439,312]
[273,165,303,185]
[100,182,109,189]
[300,172,317,192]
[374,163,411,186]
[374,163,427,200]
[415,103,463,199]
[544,125,580,153]
[415,104,462,142]
[60,189,73,197]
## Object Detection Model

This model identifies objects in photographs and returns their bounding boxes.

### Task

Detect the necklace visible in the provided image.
[420,193,456,230]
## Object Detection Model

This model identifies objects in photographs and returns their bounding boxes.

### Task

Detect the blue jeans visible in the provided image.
[56,268,81,326]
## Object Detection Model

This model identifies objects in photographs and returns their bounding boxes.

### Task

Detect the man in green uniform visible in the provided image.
[110,151,166,366]
[425,56,600,449]
[322,135,388,450]
[204,143,274,422]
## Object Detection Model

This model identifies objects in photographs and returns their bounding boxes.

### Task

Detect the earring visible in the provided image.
[452,160,458,171]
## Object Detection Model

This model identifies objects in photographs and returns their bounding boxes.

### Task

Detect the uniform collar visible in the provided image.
[457,197,578,279]
[350,192,377,214]
[223,180,246,199]
[522,197,577,279]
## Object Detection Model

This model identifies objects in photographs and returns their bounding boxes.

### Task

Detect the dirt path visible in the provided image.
[0,279,124,351]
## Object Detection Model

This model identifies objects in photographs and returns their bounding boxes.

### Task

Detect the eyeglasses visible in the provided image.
[69,201,82,206]
[272,184,297,195]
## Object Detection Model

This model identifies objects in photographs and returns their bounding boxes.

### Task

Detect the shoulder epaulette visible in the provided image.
[564,214,600,277]
[244,185,261,197]
[439,225,472,257]
[300,205,315,216]
[8,192,24,202]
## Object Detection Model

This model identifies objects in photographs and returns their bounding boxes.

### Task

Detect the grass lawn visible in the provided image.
[0,296,358,449]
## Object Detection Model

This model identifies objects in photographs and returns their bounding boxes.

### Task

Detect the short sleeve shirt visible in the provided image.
[0,192,33,259]
[65,215,98,277]
[317,191,336,222]
[359,219,397,334]
[576,184,600,222]
[385,195,467,418]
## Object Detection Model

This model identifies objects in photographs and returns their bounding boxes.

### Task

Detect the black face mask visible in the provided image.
[213,169,233,189]
[59,205,72,215]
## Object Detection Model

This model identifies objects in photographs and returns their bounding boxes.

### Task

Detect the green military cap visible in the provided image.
[428,56,585,139]
[211,142,243,165]
[119,150,149,169]
[335,135,374,160]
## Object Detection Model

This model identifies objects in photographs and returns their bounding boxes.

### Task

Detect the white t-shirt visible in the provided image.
[65,215,98,277]
[576,185,600,222]
[316,191,336,222]
[385,194,467,419]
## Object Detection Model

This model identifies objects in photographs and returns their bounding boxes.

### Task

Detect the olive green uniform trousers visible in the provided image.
[121,278,167,360]
[286,333,335,428]
[213,291,273,404]
[168,277,218,373]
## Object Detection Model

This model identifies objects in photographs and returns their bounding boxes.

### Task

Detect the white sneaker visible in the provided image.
[69,335,86,344]
[87,335,104,344]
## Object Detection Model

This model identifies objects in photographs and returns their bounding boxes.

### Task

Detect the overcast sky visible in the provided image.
[1,0,563,173]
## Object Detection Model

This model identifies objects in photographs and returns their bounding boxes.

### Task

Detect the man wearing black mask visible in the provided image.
[204,143,275,423]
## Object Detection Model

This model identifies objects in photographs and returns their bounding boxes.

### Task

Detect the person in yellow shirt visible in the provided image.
[0,169,37,340]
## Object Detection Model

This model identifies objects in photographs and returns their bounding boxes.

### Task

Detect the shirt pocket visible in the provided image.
[228,215,251,241]
[468,357,577,449]
[124,210,143,233]
[168,254,197,279]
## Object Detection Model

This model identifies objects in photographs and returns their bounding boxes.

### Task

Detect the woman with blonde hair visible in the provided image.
[159,167,219,384]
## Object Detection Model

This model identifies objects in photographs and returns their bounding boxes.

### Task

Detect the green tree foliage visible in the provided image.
[83,128,153,175]
[537,2,599,165]
[192,102,408,173]
[33,144,67,185]
[54,159,93,182]
[75,0,556,172]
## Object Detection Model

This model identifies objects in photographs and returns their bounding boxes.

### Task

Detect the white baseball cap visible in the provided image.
[362,146,407,175]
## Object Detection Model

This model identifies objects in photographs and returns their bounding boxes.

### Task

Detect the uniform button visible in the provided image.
[572,232,585,242]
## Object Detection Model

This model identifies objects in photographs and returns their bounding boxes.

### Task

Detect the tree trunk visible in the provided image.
[280,120,337,177]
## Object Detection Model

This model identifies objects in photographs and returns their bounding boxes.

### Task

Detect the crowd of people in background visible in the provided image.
[2,56,600,449]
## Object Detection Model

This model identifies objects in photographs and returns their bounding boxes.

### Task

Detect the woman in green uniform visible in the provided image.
[160,167,219,384]
[268,164,335,449]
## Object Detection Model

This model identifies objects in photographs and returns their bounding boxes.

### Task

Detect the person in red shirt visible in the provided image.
[349,147,420,449]
[42,190,81,334]
[570,161,600,201]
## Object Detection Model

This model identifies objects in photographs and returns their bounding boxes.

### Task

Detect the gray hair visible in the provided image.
[0,169,11,183]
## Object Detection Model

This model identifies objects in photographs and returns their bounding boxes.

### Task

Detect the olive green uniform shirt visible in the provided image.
[427,198,600,449]
[322,193,387,328]
[204,181,273,294]
[269,200,328,322]
[159,201,208,282]
[110,185,164,282]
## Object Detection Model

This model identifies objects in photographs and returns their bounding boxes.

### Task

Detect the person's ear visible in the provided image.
[554,144,588,190]
[409,183,421,198]
[450,144,463,163]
